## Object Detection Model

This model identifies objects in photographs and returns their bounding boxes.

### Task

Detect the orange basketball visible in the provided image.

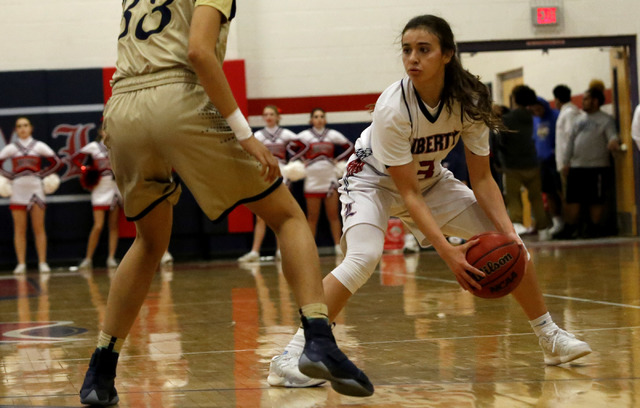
[465,231,526,299]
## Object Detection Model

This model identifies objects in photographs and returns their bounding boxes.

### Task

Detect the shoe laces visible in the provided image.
[547,328,575,353]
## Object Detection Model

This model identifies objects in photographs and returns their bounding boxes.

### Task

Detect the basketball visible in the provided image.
[465,231,526,299]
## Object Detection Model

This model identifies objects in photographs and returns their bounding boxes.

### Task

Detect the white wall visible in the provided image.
[1,0,638,106]
[462,47,612,105]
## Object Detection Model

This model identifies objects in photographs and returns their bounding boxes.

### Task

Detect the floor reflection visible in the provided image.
[0,237,638,406]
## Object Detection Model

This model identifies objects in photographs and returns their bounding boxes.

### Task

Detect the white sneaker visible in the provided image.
[539,328,592,365]
[238,251,259,262]
[38,262,51,273]
[13,263,26,274]
[106,258,118,268]
[267,350,326,388]
[513,223,528,235]
[538,228,551,241]
[79,258,93,269]
[334,245,343,257]
[548,216,564,236]
[161,251,174,265]
[403,234,420,252]
[275,249,281,261]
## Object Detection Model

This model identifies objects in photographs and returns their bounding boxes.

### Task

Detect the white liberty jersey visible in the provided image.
[352,77,489,191]
[254,126,299,163]
[112,0,235,84]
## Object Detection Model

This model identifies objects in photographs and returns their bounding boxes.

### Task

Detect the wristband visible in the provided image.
[225,108,253,141]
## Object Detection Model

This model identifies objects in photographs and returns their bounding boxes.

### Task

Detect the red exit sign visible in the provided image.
[535,7,558,25]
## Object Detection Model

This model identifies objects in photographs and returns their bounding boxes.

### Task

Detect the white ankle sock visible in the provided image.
[284,327,305,354]
[529,312,558,337]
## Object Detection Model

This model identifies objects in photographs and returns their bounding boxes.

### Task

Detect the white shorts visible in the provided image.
[304,160,338,197]
[91,175,123,210]
[10,175,45,210]
[339,162,494,247]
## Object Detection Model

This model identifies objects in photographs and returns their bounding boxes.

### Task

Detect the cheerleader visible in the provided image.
[71,125,122,269]
[0,116,61,274]
[297,108,353,255]
[237,105,302,262]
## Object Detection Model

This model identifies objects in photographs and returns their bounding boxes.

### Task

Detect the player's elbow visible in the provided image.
[187,43,211,68]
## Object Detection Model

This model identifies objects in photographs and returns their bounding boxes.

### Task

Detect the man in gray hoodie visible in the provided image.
[557,87,621,238]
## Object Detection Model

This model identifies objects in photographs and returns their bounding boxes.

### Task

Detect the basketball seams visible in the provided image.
[466,241,518,265]
[464,231,526,298]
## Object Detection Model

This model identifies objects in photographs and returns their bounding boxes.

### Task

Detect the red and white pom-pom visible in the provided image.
[42,174,61,194]
[0,175,12,198]
[334,160,348,178]
[282,160,306,181]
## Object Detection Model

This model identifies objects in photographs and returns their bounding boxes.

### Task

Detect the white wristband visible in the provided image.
[225,108,253,141]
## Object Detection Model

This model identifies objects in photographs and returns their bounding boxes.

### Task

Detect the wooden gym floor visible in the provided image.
[0,236,639,407]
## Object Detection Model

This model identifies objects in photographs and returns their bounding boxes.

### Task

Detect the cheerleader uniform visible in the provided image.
[0,137,61,210]
[74,141,123,210]
[296,127,353,197]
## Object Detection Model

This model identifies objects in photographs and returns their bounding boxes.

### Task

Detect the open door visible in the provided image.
[610,47,637,235]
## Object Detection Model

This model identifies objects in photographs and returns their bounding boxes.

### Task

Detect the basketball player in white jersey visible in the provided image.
[297,108,353,255]
[268,15,591,388]
[0,116,61,274]
[71,125,123,269]
[237,105,302,262]
[79,1,372,405]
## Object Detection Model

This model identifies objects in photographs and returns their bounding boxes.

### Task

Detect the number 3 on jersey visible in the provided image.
[417,160,434,180]
[119,0,175,40]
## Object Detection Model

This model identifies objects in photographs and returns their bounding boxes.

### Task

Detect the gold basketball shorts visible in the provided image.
[104,69,280,221]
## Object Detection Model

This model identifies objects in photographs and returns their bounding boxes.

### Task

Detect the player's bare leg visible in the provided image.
[247,185,324,306]
[511,257,591,365]
[248,184,373,396]
[80,200,172,405]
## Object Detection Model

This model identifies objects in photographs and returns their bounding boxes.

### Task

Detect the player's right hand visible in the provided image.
[239,135,281,182]
[439,239,484,292]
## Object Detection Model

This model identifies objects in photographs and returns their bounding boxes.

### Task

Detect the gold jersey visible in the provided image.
[112,0,235,85]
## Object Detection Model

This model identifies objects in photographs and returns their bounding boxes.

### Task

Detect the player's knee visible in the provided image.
[331,247,382,293]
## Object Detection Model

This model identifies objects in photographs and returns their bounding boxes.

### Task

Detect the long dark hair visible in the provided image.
[402,15,503,130]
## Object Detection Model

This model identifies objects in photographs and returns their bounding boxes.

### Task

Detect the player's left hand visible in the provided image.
[504,230,531,262]
[239,136,281,182]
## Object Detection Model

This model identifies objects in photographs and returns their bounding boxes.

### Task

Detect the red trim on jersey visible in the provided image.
[248,93,379,116]
[9,204,28,211]
[93,205,111,211]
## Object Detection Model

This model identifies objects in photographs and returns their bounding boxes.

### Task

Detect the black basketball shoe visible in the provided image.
[79,348,119,406]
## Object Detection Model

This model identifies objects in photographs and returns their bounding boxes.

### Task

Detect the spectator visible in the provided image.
[529,96,563,238]
[556,87,622,239]
[553,85,583,196]
[632,103,640,151]
[489,104,509,192]
[495,85,550,235]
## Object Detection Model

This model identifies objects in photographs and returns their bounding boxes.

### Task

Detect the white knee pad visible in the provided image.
[331,224,385,293]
